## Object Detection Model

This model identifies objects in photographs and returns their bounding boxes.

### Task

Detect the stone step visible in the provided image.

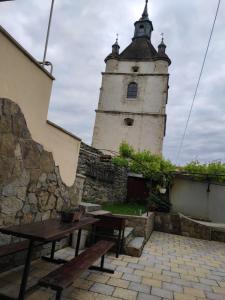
[88,210,111,216]
[123,227,135,246]
[124,237,145,257]
[79,202,102,213]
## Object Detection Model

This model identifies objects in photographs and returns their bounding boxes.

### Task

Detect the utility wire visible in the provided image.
[175,0,222,164]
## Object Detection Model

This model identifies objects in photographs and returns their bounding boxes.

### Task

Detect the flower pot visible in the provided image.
[61,209,84,223]
[61,212,75,223]
[159,188,167,194]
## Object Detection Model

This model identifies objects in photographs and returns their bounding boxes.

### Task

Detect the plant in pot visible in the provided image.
[61,205,84,223]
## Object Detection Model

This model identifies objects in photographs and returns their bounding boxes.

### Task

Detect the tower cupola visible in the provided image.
[156,34,171,65]
[112,35,120,56]
[158,35,166,55]
[133,0,153,41]
[105,35,120,62]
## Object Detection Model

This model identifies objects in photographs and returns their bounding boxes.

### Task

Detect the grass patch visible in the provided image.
[102,202,146,216]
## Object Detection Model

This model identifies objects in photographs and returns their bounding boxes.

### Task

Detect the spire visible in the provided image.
[141,0,149,21]
[133,0,153,40]
[158,33,166,55]
[112,34,120,55]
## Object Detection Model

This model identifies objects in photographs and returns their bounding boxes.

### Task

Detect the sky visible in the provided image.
[0,0,225,165]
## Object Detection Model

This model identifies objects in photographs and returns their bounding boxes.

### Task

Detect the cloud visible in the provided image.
[0,0,225,165]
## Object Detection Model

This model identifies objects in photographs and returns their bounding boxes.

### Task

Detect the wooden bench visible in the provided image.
[39,240,115,300]
[0,240,30,258]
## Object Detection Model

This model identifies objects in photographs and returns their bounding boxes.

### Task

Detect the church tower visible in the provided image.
[92,0,171,155]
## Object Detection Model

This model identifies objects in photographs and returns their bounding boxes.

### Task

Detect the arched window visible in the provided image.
[127,82,138,99]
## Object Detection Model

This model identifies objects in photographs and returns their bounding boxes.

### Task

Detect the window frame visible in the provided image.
[127,82,138,99]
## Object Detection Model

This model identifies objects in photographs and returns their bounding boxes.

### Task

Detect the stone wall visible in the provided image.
[116,213,154,241]
[77,142,127,204]
[0,98,80,270]
[154,212,181,235]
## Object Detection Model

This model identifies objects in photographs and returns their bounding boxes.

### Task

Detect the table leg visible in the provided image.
[50,241,56,259]
[75,229,82,257]
[18,240,34,300]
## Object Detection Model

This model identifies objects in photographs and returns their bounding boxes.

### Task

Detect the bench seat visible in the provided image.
[39,240,115,299]
[0,240,30,258]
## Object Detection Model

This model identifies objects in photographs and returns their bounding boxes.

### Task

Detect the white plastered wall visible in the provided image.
[0,28,80,186]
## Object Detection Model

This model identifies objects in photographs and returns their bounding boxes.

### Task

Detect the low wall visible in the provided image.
[116,213,154,240]
[171,177,225,223]
[153,212,225,242]
[154,212,181,235]
[77,143,127,204]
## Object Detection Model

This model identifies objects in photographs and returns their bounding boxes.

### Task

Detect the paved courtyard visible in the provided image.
[1,232,225,300]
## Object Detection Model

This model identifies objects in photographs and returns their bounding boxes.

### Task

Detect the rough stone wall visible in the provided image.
[154,212,181,235]
[0,98,79,245]
[116,213,154,240]
[77,142,127,204]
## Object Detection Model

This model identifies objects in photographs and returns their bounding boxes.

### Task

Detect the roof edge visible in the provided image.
[47,120,82,142]
[0,26,55,80]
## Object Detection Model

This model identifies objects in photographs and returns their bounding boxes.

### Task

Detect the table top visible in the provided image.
[0,217,98,242]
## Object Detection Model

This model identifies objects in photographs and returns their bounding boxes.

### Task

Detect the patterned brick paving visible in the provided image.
[1,232,225,299]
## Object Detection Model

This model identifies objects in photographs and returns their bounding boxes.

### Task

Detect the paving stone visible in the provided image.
[151,287,173,299]
[213,287,225,294]
[128,263,145,270]
[183,287,205,298]
[174,293,196,300]
[199,278,218,286]
[90,283,115,296]
[122,273,142,283]
[142,277,162,288]
[73,279,94,290]
[116,266,134,274]
[113,287,137,300]
[137,293,161,300]
[206,292,225,300]
[107,278,129,289]
[163,270,180,278]
[163,282,183,293]
[87,273,110,284]
[128,282,151,294]
[171,278,192,287]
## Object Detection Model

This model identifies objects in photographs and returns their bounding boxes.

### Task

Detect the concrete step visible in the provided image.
[124,237,145,257]
[88,210,111,216]
[79,202,102,213]
[113,227,134,249]
[123,227,135,246]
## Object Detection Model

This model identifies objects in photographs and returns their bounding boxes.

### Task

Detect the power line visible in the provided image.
[175,0,222,164]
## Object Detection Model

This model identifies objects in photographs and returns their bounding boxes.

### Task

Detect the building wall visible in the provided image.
[93,112,165,154]
[92,58,169,154]
[171,177,225,223]
[0,27,80,186]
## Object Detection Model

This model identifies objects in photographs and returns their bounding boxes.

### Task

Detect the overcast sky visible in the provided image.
[0,0,225,165]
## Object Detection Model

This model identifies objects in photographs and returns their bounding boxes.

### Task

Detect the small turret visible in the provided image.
[158,35,166,55]
[105,35,120,62]
[155,34,171,65]
[112,35,120,56]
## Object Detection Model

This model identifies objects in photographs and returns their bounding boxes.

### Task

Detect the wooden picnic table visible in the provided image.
[0,216,98,300]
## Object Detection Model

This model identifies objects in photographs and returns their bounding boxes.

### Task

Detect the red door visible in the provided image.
[127,177,150,202]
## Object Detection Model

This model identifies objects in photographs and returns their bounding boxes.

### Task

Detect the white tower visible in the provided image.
[92,0,171,155]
